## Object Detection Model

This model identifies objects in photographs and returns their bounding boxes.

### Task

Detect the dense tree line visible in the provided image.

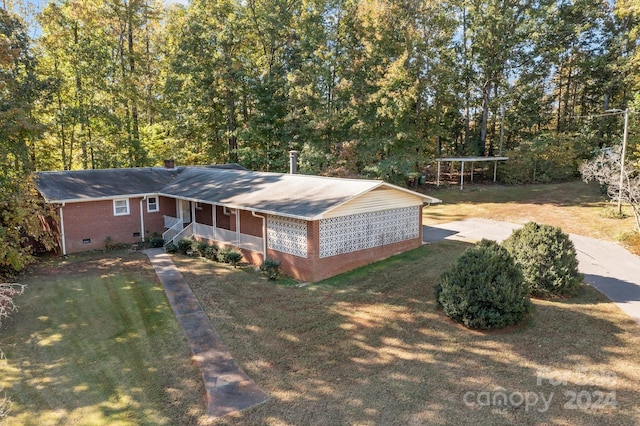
[0,0,637,182]
[0,0,639,272]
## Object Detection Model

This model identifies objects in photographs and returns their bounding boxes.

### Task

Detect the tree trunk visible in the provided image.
[479,79,491,156]
[128,9,141,165]
[74,22,89,169]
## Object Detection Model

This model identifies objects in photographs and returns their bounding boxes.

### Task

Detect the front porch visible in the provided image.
[162,199,265,256]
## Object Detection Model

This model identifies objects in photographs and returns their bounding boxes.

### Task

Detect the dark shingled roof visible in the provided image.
[159,167,390,219]
[36,164,438,219]
[35,168,181,202]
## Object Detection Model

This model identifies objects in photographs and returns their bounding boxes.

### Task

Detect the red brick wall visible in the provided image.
[159,196,176,218]
[62,197,423,282]
[239,210,263,237]
[61,197,167,254]
[195,203,214,226]
[216,205,233,230]
[265,209,424,282]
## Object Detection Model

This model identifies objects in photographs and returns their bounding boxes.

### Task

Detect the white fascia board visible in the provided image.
[44,193,157,204]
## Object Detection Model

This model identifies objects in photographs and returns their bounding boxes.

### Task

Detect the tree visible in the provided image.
[580,145,640,232]
[0,8,57,275]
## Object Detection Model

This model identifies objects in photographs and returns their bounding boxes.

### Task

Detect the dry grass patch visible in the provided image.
[174,242,640,425]
[0,251,207,425]
[424,181,637,247]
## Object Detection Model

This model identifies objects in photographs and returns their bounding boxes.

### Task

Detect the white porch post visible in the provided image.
[460,161,465,190]
[235,209,240,243]
[212,203,217,232]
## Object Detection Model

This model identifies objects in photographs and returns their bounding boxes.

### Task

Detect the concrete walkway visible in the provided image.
[144,248,268,418]
[424,218,640,324]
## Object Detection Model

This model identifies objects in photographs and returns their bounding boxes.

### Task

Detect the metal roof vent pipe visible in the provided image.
[164,159,175,169]
[289,150,299,174]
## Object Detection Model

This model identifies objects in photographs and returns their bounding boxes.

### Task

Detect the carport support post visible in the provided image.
[460,161,465,190]
[494,160,498,182]
[436,160,441,186]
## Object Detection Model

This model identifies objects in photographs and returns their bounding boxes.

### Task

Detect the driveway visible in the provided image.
[424,218,640,325]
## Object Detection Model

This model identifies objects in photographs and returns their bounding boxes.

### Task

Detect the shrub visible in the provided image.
[218,247,232,263]
[498,134,591,184]
[219,247,242,265]
[260,258,281,280]
[435,239,532,330]
[502,222,582,298]
[165,242,177,253]
[177,238,192,255]
[149,236,164,248]
[203,244,218,260]
[191,240,209,257]
[225,250,243,267]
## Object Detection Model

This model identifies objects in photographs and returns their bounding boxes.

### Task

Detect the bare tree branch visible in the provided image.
[580,146,640,232]
[0,283,25,329]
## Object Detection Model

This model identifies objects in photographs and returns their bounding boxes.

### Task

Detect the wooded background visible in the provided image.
[1,0,640,183]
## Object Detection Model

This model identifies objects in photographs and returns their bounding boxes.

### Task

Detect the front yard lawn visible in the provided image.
[3,179,640,425]
[177,241,640,425]
[0,252,207,425]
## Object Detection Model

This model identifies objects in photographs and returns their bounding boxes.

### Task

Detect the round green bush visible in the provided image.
[435,239,532,330]
[502,222,582,298]
[149,236,164,248]
[177,238,192,254]
[260,258,281,280]
[203,244,218,260]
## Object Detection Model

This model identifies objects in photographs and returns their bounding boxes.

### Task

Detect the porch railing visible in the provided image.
[164,215,182,230]
[192,222,263,253]
[164,217,263,253]
[162,217,183,246]
[238,233,263,252]
[171,222,194,245]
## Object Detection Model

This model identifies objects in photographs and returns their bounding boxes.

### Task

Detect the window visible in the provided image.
[113,199,130,216]
[223,206,233,216]
[147,197,159,213]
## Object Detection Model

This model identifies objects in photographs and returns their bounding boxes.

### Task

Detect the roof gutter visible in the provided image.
[59,202,67,255]
[44,193,158,204]
[139,196,147,242]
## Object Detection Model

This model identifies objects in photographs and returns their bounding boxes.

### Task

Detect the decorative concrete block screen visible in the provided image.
[267,216,308,258]
[319,206,420,258]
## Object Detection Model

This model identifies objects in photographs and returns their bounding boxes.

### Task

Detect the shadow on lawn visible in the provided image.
[182,242,640,426]
[0,254,207,425]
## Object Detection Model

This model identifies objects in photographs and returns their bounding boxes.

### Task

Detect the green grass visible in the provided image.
[424,180,640,253]
[175,243,640,425]
[3,181,640,425]
[0,252,207,425]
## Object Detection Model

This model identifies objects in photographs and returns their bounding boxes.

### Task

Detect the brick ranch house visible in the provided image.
[35,164,440,282]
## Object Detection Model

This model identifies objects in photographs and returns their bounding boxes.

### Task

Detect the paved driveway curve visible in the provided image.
[424,218,640,324]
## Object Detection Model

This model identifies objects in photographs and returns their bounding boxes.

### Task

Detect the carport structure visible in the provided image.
[435,156,509,189]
